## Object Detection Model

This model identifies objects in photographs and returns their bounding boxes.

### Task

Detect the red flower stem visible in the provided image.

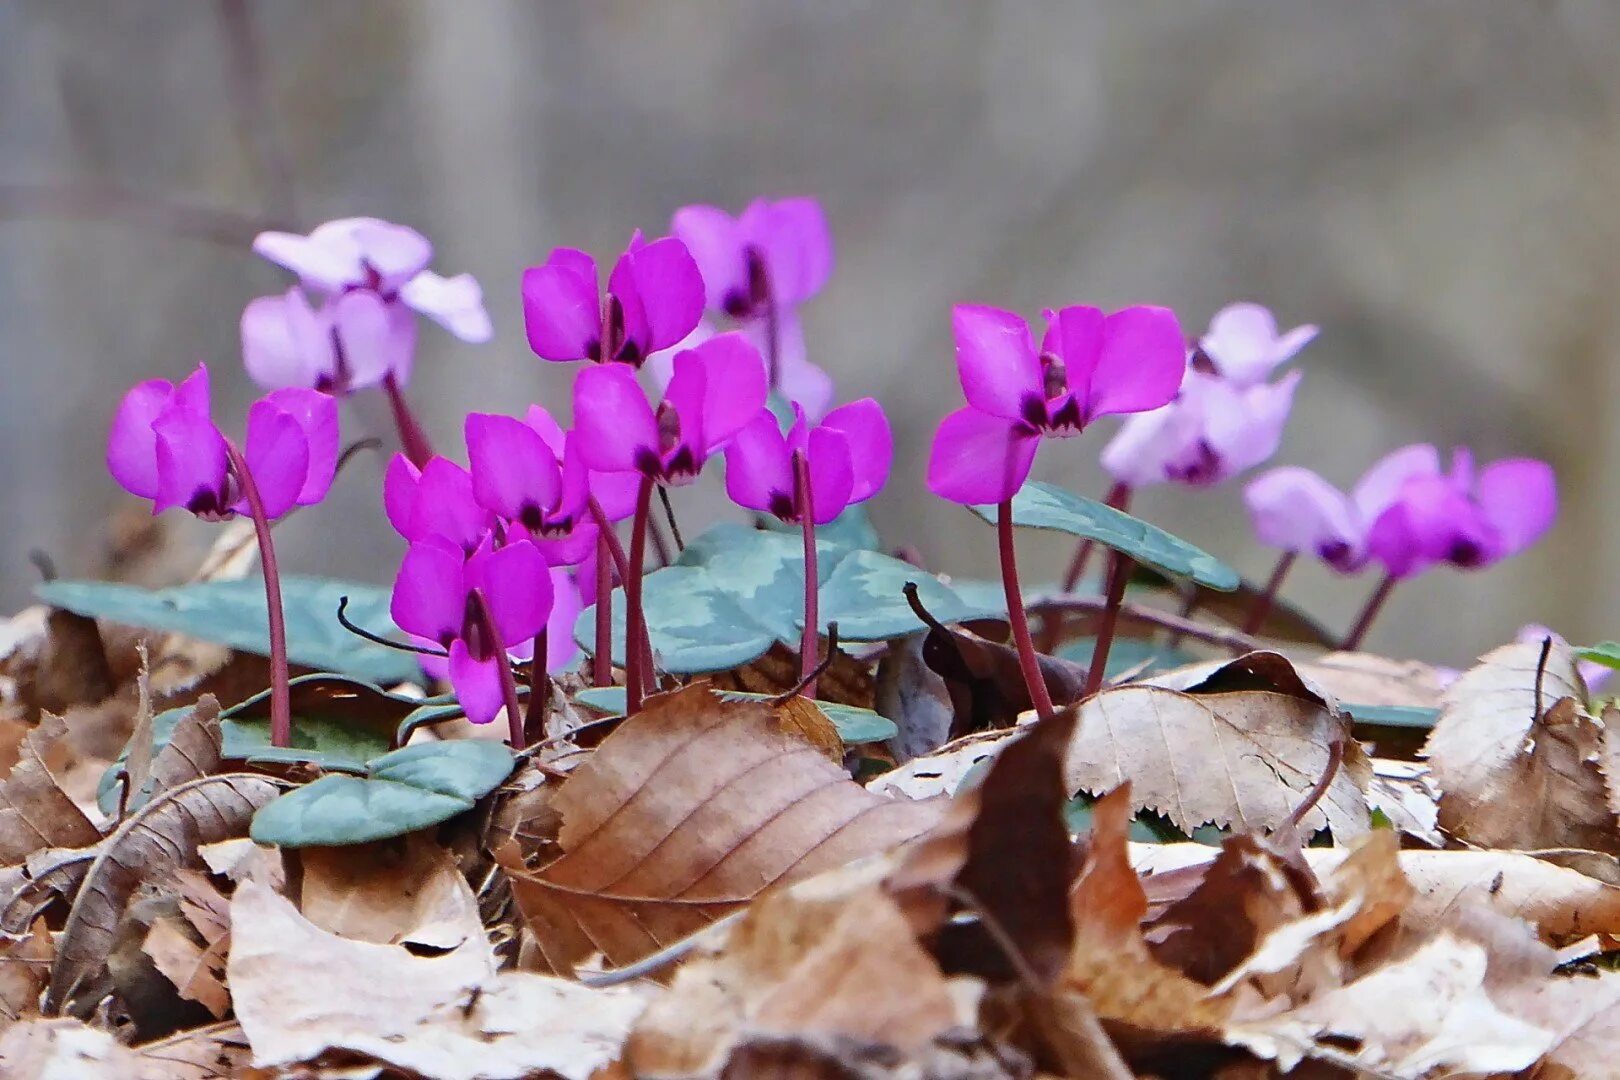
[468,588,524,749]
[998,499,1055,720]
[1084,552,1133,698]
[223,440,291,748]
[624,475,656,715]
[1341,572,1396,651]
[1241,551,1297,636]
[1059,482,1132,593]
[792,452,820,695]
[586,497,654,686]
[592,534,612,687]
[524,627,550,743]
[647,516,673,568]
[381,372,434,467]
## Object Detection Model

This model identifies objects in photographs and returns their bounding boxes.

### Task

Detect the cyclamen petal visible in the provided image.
[671,205,749,312]
[952,305,1042,421]
[107,379,182,500]
[819,398,891,503]
[1476,459,1557,557]
[573,365,661,475]
[465,413,564,526]
[152,406,230,517]
[927,407,1039,505]
[1075,305,1186,422]
[241,289,332,390]
[390,538,466,644]
[609,235,706,357]
[544,568,584,673]
[689,333,770,452]
[746,197,834,308]
[1351,444,1442,522]
[399,270,492,343]
[1200,302,1318,386]
[331,291,415,390]
[261,388,339,507]
[805,426,856,524]
[385,456,492,552]
[448,640,506,725]
[522,257,601,362]
[724,411,795,516]
[238,402,311,519]
[1244,467,1364,571]
[465,539,554,649]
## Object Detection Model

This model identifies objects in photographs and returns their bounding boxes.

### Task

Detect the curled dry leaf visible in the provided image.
[141,917,227,1020]
[44,773,281,1017]
[229,879,650,1080]
[0,922,51,1029]
[130,1021,250,1080]
[295,835,479,946]
[0,714,101,864]
[874,632,955,762]
[504,684,944,974]
[866,724,1022,801]
[1425,640,1619,853]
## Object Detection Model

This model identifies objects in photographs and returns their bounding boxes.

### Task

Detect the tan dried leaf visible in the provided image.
[866,724,1025,800]
[131,1021,251,1080]
[229,880,649,1080]
[45,772,281,1016]
[0,714,100,864]
[141,916,227,1018]
[296,835,477,946]
[1292,651,1448,709]
[1425,640,1618,852]
[0,921,51,1029]
[133,695,224,806]
[508,684,944,973]
[1066,683,1370,838]
[0,1016,146,1078]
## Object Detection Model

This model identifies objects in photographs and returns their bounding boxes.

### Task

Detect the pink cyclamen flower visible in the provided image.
[522,232,704,367]
[726,399,892,524]
[390,536,553,724]
[927,303,1186,504]
[242,288,415,394]
[1100,369,1301,489]
[107,364,338,519]
[647,317,835,422]
[1243,445,1439,573]
[417,565,583,683]
[1197,301,1318,387]
[383,455,495,556]
[573,332,768,485]
[252,217,492,342]
[1364,446,1556,579]
[672,197,833,319]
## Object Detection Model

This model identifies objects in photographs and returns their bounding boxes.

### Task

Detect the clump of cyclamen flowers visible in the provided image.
[105,199,1561,750]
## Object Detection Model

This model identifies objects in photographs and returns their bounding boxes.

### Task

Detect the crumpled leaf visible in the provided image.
[141,869,230,1019]
[295,835,476,945]
[1425,639,1618,853]
[874,632,955,762]
[505,683,945,974]
[916,618,1087,735]
[0,1016,147,1078]
[0,715,100,864]
[0,922,51,1030]
[45,773,282,1016]
[229,879,649,1080]
[867,725,1016,801]
[129,1021,250,1080]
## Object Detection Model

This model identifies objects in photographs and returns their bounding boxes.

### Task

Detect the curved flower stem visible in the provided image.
[792,452,820,694]
[586,499,653,688]
[524,627,550,744]
[625,475,656,715]
[1084,552,1133,698]
[998,499,1054,720]
[468,588,525,748]
[1341,572,1396,651]
[381,372,434,468]
[1241,551,1297,636]
[222,440,291,749]
[647,516,673,569]
[592,536,612,687]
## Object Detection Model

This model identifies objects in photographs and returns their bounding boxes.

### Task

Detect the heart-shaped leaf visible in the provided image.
[818,551,1004,640]
[249,740,515,847]
[37,577,419,684]
[572,685,897,744]
[968,482,1240,590]
[219,675,425,771]
[676,524,851,641]
[573,566,778,674]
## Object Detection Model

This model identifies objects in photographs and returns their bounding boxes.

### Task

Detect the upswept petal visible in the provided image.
[1351,443,1441,522]
[805,426,856,524]
[336,218,433,291]
[1082,305,1186,421]
[1476,458,1556,557]
[611,235,706,356]
[448,640,505,725]
[689,332,770,452]
[261,388,338,506]
[465,538,553,648]
[926,406,1038,505]
[1200,302,1317,386]
[573,363,660,474]
[383,455,423,540]
[238,403,310,519]
[819,398,891,503]
[241,289,331,390]
[252,229,363,292]
[330,291,413,390]
[1201,370,1300,480]
[724,410,794,515]
[671,204,749,312]
[543,568,584,673]
[107,379,176,499]
[1243,467,1363,570]
[390,538,466,644]
[749,197,834,306]
[399,270,493,343]
[951,304,1040,421]
[465,413,563,524]
[151,407,230,516]
[1099,401,1197,488]
[522,255,601,362]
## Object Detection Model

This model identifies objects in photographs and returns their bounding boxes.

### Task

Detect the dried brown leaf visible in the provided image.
[1292,651,1448,709]
[918,620,1088,735]
[296,835,479,946]
[134,695,224,806]
[0,1016,147,1077]
[45,772,281,1016]
[141,916,227,1018]
[1425,640,1618,852]
[866,725,1020,801]
[0,921,51,1029]
[0,714,101,864]
[874,632,955,762]
[508,684,944,974]
[229,880,649,1080]
[131,1021,251,1080]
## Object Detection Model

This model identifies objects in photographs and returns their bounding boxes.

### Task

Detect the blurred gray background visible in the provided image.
[2,1,1617,665]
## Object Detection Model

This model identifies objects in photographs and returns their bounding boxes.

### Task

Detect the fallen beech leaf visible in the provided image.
[508,684,944,973]
[130,1021,250,1080]
[918,619,1087,735]
[714,1029,1031,1080]
[1132,844,1620,944]
[45,773,281,1016]
[1425,640,1618,853]
[1291,651,1448,709]
[866,724,1022,801]
[0,1016,146,1078]
[0,922,51,1028]
[123,695,224,815]
[29,608,115,719]
[1066,681,1370,839]
[1508,967,1620,1078]
[229,879,649,1080]
[296,835,478,945]
[628,884,965,1077]
[141,916,227,1019]
[0,714,101,864]
[1366,758,1442,847]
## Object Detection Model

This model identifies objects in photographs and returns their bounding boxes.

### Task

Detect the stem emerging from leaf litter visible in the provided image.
[468,587,525,749]
[525,627,550,744]
[792,451,820,695]
[998,499,1054,720]
[223,440,291,748]
[1084,552,1132,698]
[592,533,613,688]
[1341,572,1396,651]
[1241,551,1297,636]
[625,475,656,715]
[381,372,434,468]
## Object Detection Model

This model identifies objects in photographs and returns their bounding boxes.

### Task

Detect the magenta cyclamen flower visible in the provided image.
[726,400,892,524]
[672,197,833,320]
[252,216,492,343]
[108,364,338,519]
[418,565,583,683]
[1363,446,1556,578]
[391,536,553,725]
[522,233,704,367]
[384,455,495,556]
[1197,301,1318,388]
[647,318,835,422]
[574,332,768,484]
[927,303,1186,503]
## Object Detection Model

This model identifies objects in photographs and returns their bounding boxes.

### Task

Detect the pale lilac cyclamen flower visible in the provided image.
[1364,446,1556,578]
[672,197,833,320]
[927,303,1186,504]
[417,566,583,684]
[1197,301,1318,387]
[646,317,835,421]
[725,400,892,524]
[1243,444,1441,573]
[383,455,495,556]
[573,332,768,485]
[108,364,338,519]
[522,233,704,367]
[390,536,552,724]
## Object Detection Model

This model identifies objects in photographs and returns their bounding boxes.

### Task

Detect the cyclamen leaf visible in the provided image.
[968,481,1240,590]
[573,566,778,674]
[36,576,419,684]
[1579,641,1620,671]
[818,550,1003,641]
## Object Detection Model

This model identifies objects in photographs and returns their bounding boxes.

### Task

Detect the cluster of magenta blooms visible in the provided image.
[104,199,1557,747]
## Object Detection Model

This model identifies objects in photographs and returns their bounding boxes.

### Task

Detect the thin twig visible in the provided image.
[1533,634,1554,722]
[772,623,839,705]
[336,596,447,657]
[1033,595,1262,655]
[657,485,685,552]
